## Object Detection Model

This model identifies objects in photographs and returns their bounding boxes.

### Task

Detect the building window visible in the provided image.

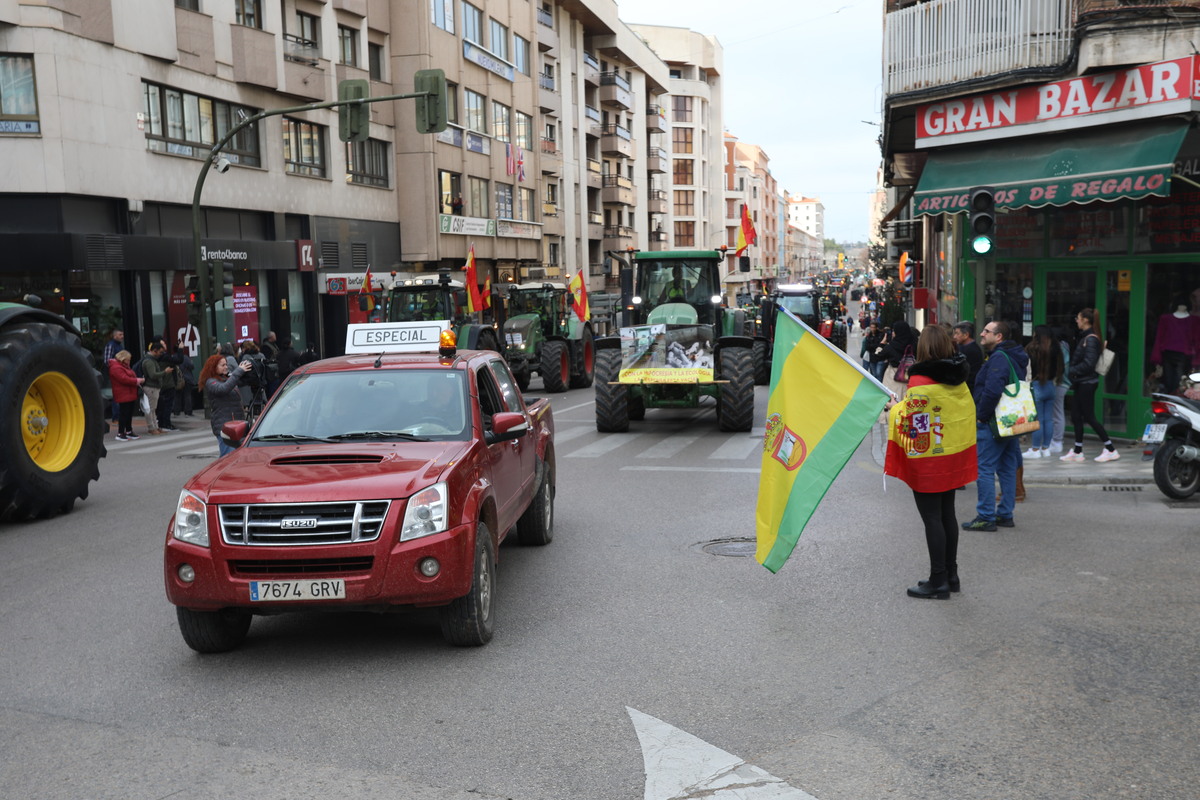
[439,169,463,214]
[446,82,460,125]
[669,68,681,79]
[368,43,384,81]
[489,19,508,59]
[346,138,389,187]
[513,35,530,75]
[283,117,327,177]
[518,187,536,221]
[235,0,262,28]
[548,242,560,266]
[296,12,319,44]
[672,158,693,186]
[492,102,510,142]
[142,80,260,165]
[515,111,533,149]
[175,0,200,9]
[467,176,489,217]
[0,54,40,134]
[672,127,693,154]
[674,190,694,216]
[672,95,692,123]
[432,0,455,33]
[338,26,359,66]
[495,183,513,219]
[464,89,486,134]
[462,2,483,44]
[674,221,695,247]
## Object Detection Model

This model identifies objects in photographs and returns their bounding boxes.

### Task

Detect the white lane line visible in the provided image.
[708,434,762,460]
[566,433,645,457]
[629,707,821,800]
[548,398,596,413]
[637,433,701,459]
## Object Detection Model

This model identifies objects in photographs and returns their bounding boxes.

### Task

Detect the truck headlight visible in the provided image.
[400,482,449,541]
[173,490,209,547]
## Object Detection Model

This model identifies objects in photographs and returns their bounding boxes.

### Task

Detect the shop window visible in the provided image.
[283,117,327,178]
[1049,203,1128,257]
[142,80,260,166]
[346,138,389,187]
[0,54,39,135]
[991,206,1045,259]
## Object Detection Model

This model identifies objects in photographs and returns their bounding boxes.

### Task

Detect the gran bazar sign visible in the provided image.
[916,56,1200,147]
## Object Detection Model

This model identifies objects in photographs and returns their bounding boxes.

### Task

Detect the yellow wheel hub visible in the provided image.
[22,371,85,472]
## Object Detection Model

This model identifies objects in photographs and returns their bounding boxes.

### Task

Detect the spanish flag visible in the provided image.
[568,268,590,321]
[735,204,757,257]
[464,245,483,313]
[756,309,891,573]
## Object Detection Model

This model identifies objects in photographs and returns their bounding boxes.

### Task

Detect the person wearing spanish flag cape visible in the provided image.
[884,325,977,600]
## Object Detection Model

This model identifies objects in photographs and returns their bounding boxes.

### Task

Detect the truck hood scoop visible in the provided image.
[270,453,385,466]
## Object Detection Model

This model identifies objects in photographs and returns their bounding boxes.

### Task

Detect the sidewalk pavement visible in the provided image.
[1018,441,1154,485]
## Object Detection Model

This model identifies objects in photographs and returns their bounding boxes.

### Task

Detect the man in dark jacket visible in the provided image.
[962,320,1029,531]
[275,338,302,383]
[952,321,984,396]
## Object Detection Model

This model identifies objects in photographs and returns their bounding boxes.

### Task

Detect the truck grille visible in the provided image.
[229,557,375,575]
[218,501,391,546]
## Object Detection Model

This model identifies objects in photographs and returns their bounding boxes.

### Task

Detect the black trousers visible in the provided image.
[1070,381,1109,445]
[912,488,959,582]
[117,400,136,436]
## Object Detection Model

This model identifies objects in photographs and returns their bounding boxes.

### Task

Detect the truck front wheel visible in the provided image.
[176,607,252,653]
[439,522,496,646]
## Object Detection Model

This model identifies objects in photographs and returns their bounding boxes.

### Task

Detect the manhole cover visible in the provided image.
[1101,485,1142,492]
[699,537,757,557]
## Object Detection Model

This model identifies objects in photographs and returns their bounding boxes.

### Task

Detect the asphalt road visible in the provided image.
[1,375,1197,800]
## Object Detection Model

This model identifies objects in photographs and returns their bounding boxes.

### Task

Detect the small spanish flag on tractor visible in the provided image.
[568,268,590,321]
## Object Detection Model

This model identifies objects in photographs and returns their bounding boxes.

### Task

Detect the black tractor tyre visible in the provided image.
[752,339,770,386]
[1153,438,1200,499]
[516,457,554,546]
[513,365,531,393]
[476,329,501,353]
[594,349,629,432]
[0,321,107,522]
[541,340,570,393]
[628,393,646,421]
[439,521,496,646]
[176,607,252,653]
[717,346,755,432]
[568,327,595,389]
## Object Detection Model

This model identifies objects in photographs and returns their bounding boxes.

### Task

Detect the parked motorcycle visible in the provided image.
[1146,380,1200,499]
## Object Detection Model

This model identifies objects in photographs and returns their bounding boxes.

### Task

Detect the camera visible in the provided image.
[213,156,232,174]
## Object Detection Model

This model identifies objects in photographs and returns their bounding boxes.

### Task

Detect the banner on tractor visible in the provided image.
[617,324,715,383]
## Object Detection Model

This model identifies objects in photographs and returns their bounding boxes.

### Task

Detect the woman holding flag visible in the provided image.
[884,325,977,599]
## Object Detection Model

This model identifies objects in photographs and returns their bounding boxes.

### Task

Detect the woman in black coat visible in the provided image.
[199,353,251,457]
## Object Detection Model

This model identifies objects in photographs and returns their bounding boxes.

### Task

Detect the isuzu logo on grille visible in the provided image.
[280,517,319,529]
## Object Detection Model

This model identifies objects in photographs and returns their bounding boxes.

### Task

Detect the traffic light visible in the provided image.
[337,78,370,143]
[413,68,449,134]
[185,275,202,324]
[207,262,234,301]
[968,186,996,255]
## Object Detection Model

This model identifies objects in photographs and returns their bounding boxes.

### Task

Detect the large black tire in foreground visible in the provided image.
[541,340,570,393]
[568,327,595,389]
[0,321,107,521]
[440,522,496,646]
[594,348,629,432]
[752,339,770,386]
[176,607,252,653]
[1153,438,1200,499]
[717,346,755,432]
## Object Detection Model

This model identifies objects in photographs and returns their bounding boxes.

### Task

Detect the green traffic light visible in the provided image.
[971,235,994,255]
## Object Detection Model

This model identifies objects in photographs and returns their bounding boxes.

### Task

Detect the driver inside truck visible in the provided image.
[658,265,689,304]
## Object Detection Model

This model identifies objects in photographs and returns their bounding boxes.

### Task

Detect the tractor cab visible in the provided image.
[632,253,723,327]
[386,278,466,324]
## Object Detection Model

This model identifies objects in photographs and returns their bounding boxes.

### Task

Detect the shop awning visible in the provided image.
[913,120,1191,216]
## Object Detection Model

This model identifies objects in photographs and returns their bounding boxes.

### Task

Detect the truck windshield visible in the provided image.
[253,370,470,441]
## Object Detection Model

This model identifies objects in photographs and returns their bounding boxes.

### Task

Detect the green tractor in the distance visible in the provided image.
[382,273,501,352]
[594,250,759,432]
[501,282,594,392]
[0,299,107,521]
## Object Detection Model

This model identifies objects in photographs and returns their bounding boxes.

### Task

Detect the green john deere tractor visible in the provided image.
[751,283,849,387]
[383,273,501,352]
[0,300,107,521]
[502,282,594,392]
[594,250,759,432]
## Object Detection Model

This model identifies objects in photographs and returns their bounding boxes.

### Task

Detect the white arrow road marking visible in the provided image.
[628,707,820,800]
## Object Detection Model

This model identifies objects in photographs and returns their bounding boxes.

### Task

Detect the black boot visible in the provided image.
[907,577,950,599]
[920,572,960,592]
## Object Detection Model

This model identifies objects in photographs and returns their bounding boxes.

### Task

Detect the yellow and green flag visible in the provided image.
[756,309,892,573]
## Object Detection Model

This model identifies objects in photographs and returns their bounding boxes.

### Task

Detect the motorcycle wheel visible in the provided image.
[1153,437,1200,499]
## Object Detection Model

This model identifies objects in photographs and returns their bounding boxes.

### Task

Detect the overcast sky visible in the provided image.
[621,2,883,244]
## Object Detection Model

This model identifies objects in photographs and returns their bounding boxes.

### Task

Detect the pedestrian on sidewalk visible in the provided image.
[952,321,983,396]
[1051,326,1072,453]
[885,325,977,599]
[107,350,143,441]
[1023,325,1063,460]
[200,353,252,457]
[1062,308,1120,463]
[140,341,171,436]
[963,320,1028,532]
[102,328,124,423]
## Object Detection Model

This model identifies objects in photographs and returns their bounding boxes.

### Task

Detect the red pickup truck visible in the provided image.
[164,325,555,652]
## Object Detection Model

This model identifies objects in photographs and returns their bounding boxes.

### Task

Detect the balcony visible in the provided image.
[583,52,601,86]
[175,6,216,75]
[602,174,635,206]
[646,146,668,174]
[646,104,667,133]
[587,158,603,188]
[884,0,1075,98]
[600,123,633,158]
[648,229,668,251]
[599,72,633,109]
[603,225,635,251]
[647,189,667,215]
[585,104,602,137]
[283,54,330,101]
[231,23,278,90]
[537,6,558,52]
[284,33,319,66]
[588,211,604,240]
[542,202,558,217]
[538,73,559,112]
[540,137,561,173]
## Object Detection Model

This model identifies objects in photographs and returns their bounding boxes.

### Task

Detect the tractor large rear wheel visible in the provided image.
[717,346,755,432]
[752,339,769,386]
[594,349,629,432]
[0,322,106,521]
[569,327,595,389]
[541,340,570,393]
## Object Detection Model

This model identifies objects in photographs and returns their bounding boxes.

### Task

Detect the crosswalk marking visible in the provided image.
[109,431,211,455]
[552,425,594,444]
[708,434,761,460]
[638,433,701,459]
[566,433,646,458]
